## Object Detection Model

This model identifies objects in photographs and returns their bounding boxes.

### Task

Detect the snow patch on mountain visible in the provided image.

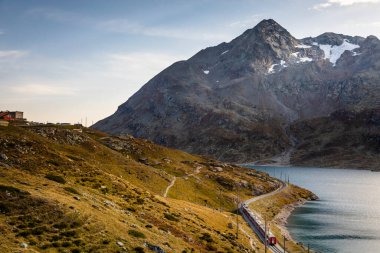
[296,44,311,49]
[268,64,278,74]
[318,39,360,66]
[299,57,313,62]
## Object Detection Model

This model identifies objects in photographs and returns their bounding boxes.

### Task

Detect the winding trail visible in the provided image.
[163,176,176,198]
[244,181,287,205]
[163,166,202,198]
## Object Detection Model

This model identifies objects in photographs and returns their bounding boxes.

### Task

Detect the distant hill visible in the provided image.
[94,19,380,166]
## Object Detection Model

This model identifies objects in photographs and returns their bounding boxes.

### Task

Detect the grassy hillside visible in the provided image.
[0,125,283,252]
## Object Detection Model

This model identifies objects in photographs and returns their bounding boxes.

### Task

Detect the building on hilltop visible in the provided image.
[0,111,24,121]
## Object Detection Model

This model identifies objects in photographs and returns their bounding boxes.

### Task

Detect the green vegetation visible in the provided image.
[128,229,146,238]
[64,187,80,195]
[45,174,66,184]
[164,213,179,222]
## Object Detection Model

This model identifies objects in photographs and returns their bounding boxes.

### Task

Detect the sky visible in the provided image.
[1,0,380,124]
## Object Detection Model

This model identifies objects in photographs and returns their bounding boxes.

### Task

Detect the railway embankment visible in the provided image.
[248,184,317,252]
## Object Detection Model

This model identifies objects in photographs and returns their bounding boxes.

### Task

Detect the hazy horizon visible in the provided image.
[1,0,380,124]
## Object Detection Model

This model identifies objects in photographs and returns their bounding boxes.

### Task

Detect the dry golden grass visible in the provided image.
[0,125,285,252]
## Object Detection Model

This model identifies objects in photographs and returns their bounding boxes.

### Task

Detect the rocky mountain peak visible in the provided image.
[93,20,380,162]
[235,19,297,48]
[253,19,288,33]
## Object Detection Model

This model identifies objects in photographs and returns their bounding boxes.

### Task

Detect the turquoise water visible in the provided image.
[243,165,380,253]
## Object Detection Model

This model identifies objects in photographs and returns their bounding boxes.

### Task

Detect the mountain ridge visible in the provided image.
[94,19,380,163]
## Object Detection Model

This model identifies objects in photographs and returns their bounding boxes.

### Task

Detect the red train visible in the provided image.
[240,204,277,245]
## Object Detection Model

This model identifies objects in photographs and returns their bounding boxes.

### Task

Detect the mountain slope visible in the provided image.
[290,107,380,170]
[1,125,313,252]
[93,19,380,163]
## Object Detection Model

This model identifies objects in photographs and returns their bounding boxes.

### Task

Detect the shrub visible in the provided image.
[62,241,72,247]
[45,174,66,184]
[61,230,77,237]
[17,230,31,237]
[0,202,10,213]
[73,239,83,246]
[128,230,146,238]
[102,239,110,245]
[64,187,80,195]
[205,243,217,251]
[53,222,67,229]
[145,224,153,228]
[164,213,179,222]
[71,249,81,253]
[135,198,144,205]
[31,226,47,235]
[200,233,213,243]
[0,185,30,195]
[134,247,145,253]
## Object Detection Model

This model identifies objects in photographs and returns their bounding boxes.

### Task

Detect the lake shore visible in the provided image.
[273,198,307,243]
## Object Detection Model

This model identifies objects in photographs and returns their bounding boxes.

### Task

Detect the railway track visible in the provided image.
[241,181,288,253]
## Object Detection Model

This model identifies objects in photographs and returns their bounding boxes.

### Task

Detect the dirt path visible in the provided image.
[244,181,287,205]
[164,166,203,197]
[163,176,176,198]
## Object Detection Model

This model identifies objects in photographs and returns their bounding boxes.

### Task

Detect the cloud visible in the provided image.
[0,50,28,59]
[98,19,227,41]
[101,52,184,86]
[228,14,263,28]
[27,7,227,41]
[313,0,380,9]
[11,84,77,96]
[354,21,380,27]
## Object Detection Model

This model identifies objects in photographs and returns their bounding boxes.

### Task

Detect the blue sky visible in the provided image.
[1,0,380,124]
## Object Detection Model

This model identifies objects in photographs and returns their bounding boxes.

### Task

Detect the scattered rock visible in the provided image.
[73,196,81,201]
[214,167,223,172]
[19,242,28,248]
[104,200,115,207]
[116,241,124,247]
[147,243,166,253]
[0,153,8,161]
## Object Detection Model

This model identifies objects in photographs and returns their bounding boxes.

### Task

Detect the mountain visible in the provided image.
[93,19,380,164]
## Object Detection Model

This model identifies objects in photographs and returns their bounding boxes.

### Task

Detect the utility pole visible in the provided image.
[307,243,310,253]
[236,195,239,240]
[264,218,267,253]
[218,188,222,212]
[283,235,286,253]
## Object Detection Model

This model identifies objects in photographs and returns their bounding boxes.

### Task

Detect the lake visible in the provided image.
[243,165,380,253]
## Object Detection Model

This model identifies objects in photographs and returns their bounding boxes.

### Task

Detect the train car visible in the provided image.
[240,205,277,246]
[268,232,277,245]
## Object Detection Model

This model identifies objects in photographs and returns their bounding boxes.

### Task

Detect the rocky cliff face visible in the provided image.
[93,19,380,162]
